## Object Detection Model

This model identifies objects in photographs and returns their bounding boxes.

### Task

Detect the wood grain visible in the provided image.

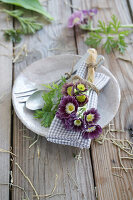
[127,0,133,20]
[72,0,133,199]
[0,4,13,200]
[12,0,95,199]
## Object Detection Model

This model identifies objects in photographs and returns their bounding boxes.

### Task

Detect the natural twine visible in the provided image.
[72,75,99,94]
[86,57,103,70]
[65,63,75,80]
[64,57,103,94]
[72,58,103,94]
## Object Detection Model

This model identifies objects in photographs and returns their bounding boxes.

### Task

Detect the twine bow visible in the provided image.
[87,57,103,70]
[64,51,103,94]
[72,57,103,94]
[72,75,99,94]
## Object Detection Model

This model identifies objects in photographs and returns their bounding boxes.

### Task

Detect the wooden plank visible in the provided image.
[72,0,133,199]
[12,0,96,199]
[127,0,133,20]
[0,4,13,200]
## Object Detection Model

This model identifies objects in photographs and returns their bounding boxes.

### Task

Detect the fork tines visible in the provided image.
[14,88,38,95]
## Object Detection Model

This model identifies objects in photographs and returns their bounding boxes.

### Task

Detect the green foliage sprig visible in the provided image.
[0,0,53,21]
[4,29,22,43]
[3,9,43,42]
[34,77,66,128]
[81,15,133,54]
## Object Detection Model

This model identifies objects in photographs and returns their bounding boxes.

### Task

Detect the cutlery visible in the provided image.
[14,55,105,110]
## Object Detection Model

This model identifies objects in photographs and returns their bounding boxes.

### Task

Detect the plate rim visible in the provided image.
[12,54,121,136]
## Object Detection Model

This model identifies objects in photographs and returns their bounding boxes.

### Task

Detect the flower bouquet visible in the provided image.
[34,48,110,148]
[55,50,102,139]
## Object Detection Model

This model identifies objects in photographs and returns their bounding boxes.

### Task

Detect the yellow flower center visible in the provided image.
[66,103,75,114]
[90,12,95,16]
[76,95,86,103]
[88,126,96,132]
[73,17,80,24]
[77,83,85,91]
[67,86,73,96]
[74,119,81,126]
[86,114,94,122]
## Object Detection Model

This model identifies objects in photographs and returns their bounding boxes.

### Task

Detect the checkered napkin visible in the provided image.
[46,53,110,149]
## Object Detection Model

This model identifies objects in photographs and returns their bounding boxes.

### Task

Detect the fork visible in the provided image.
[14,55,104,104]
[14,69,77,103]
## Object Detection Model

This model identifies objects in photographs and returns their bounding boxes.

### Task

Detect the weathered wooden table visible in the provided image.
[0,0,133,199]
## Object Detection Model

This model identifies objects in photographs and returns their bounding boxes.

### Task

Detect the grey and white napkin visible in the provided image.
[46,52,110,149]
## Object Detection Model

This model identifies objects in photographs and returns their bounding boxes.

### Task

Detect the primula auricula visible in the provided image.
[63,114,84,132]
[62,83,74,96]
[83,108,100,125]
[68,9,98,28]
[82,124,102,139]
[75,94,88,107]
[75,80,88,92]
[68,11,83,28]
[56,81,102,139]
[58,96,78,118]
[82,9,98,19]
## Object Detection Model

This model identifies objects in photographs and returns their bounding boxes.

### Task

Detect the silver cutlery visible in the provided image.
[14,55,105,111]
[15,70,77,110]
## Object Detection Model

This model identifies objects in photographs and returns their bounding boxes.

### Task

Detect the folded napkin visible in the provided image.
[46,53,110,149]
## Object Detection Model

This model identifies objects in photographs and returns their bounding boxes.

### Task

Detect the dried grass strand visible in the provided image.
[112,173,123,178]
[75,149,82,160]
[11,184,30,200]
[36,193,66,199]
[118,148,127,173]
[111,139,133,156]
[13,44,28,63]
[95,124,133,174]
[112,167,133,170]
[15,162,39,200]
[37,145,40,159]
[95,130,109,144]
[33,174,58,198]
[117,57,133,65]
[121,156,133,160]
[0,148,16,157]
[0,183,30,200]
[29,135,39,149]
[50,174,58,194]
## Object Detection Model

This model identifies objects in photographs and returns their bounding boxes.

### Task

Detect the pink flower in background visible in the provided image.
[82,9,98,19]
[68,9,98,28]
[68,11,83,28]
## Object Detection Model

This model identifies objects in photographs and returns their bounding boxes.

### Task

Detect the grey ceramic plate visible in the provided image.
[12,54,121,137]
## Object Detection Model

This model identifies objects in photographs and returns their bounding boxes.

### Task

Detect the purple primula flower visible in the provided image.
[62,83,74,96]
[82,8,98,19]
[62,113,76,130]
[75,80,88,92]
[64,115,84,132]
[82,124,102,139]
[57,96,78,118]
[68,11,83,28]
[72,117,84,132]
[75,94,88,107]
[83,108,100,124]
[56,111,65,123]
